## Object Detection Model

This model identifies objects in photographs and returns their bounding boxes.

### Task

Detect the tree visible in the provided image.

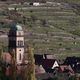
[0,47,3,62]
[47,77,58,80]
[30,15,37,22]
[0,47,3,79]
[68,76,76,80]
[25,47,36,80]
[10,49,16,80]
[41,19,49,27]
[23,16,26,25]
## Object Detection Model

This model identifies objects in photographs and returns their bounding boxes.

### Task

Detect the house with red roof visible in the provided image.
[59,65,74,75]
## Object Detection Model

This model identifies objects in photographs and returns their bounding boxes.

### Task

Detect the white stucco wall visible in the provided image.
[16,31,24,36]
[16,48,24,64]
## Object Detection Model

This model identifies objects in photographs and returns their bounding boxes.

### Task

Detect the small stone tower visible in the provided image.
[8,23,24,64]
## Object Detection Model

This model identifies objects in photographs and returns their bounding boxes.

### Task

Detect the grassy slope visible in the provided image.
[0,1,80,59]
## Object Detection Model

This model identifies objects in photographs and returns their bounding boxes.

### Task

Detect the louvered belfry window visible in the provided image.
[17,40,24,47]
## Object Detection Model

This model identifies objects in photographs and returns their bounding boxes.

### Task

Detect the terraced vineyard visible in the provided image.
[0,1,80,59]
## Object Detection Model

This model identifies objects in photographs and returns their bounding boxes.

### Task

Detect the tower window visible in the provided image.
[19,53,21,60]
[17,41,24,46]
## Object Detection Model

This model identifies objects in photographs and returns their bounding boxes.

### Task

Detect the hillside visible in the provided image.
[0,0,80,3]
[0,1,80,59]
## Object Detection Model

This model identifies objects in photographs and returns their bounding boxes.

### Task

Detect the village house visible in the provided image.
[34,54,59,78]
[1,23,80,80]
[64,57,80,73]
[59,65,74,75]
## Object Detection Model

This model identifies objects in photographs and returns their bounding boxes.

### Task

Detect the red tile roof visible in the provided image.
[59,65,74,74]
[2,52,11,63]
[35,65,45,74]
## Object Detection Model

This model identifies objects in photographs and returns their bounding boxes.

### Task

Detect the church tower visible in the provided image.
[8,23,24,64]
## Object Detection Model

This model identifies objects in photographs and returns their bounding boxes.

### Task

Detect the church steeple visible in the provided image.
[8,23,24,64]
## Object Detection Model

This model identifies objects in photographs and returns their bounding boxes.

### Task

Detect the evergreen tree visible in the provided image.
[0,47,3,80]
[0,47,3,62]
[25,47,36,80]
[11,49,16,80]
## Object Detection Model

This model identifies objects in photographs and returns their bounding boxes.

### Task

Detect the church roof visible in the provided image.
[10,23,22,31]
